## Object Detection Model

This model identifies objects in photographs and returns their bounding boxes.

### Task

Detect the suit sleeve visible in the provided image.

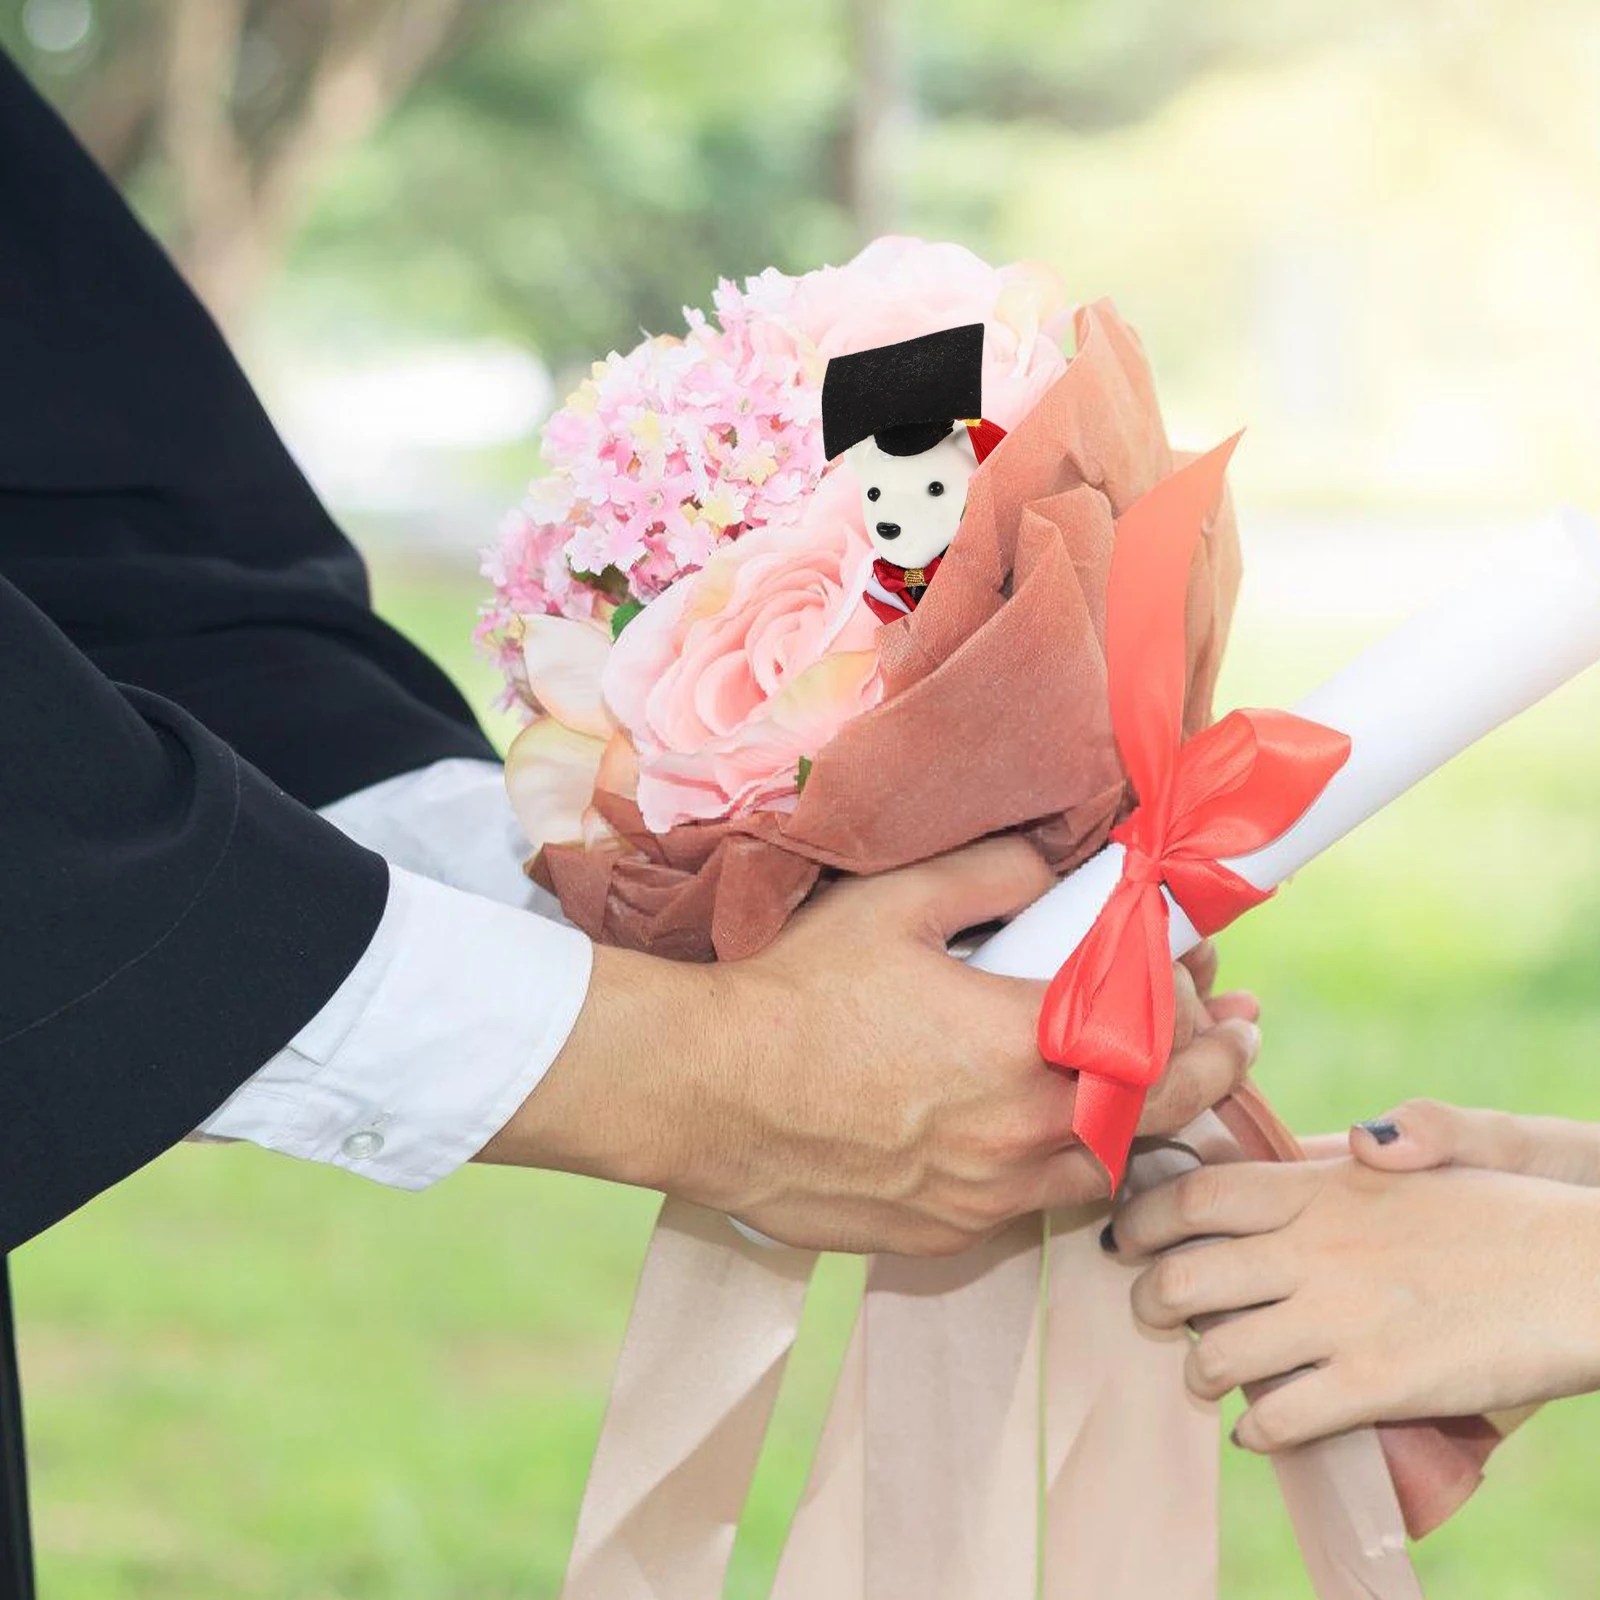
[0,48,495,811]
[0,579,388,1254]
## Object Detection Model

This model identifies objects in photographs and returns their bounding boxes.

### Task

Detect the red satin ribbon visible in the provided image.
[1037,437,1352,1186]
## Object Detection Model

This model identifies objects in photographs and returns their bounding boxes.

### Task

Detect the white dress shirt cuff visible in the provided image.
[197,864,593,1188]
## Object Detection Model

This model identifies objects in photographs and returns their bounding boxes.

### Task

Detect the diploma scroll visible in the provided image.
[971,508,1600,982]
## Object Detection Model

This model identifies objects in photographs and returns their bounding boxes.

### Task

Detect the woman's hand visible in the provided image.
[1335,1098,1600,1188]
[1107,1156,1600,1451]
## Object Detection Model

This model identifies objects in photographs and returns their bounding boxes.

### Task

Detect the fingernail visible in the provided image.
[1099,1221,1118,1254]
[1356,1119,1400,1146]
[1239,1021,1261,1062]
[1229,1426,1242,1448]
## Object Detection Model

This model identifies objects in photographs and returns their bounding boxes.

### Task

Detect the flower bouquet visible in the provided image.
[479,239,1150,960]
[481,238,1600,1597]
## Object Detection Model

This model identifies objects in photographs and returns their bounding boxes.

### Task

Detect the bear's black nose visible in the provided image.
[875,521,900,540]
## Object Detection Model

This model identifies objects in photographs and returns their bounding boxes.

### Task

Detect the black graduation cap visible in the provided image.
[821,323,985,461]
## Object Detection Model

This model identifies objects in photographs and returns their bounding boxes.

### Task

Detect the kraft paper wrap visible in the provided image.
[547,305,1485,1597]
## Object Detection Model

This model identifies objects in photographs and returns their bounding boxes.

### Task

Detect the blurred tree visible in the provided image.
[281,0,1381,366]
[3,0,1381,354]
[836,0,910,242]
[4,0,509,329]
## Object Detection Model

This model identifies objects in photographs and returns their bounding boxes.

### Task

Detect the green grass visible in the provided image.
[14,565,1600,1598]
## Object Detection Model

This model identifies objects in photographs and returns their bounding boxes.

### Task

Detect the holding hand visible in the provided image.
[1338,1098,1600,1188]
[1109,1110,1600,1452]
[483,837,1261,1257]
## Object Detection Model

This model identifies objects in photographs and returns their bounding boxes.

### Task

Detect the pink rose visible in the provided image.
[603,468,884,832]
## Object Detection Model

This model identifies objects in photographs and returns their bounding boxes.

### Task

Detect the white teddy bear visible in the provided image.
[820,323,1004,623]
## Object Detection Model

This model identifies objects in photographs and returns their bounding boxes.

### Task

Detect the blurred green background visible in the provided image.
[7,0,1600,1595]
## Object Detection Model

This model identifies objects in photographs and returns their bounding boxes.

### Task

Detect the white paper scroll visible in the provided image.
[971,508,1600,980]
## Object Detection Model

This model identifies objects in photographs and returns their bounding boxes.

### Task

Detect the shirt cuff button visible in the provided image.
[341,1129,385,1160]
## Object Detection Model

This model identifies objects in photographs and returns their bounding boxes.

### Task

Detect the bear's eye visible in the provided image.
[866,486,881,502]
[927,481,945,497]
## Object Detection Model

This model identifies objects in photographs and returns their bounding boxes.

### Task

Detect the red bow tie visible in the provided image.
[865,554,943,623]
[876,554,942,597]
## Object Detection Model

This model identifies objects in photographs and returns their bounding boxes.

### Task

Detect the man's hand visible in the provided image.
[479,837,1260,1256]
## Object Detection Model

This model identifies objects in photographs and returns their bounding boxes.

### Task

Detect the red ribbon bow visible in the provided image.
[1037,437,1352,1187]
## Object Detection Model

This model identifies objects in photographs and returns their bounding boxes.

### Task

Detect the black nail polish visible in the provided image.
[1099,1221,1118,1254]
[1356,1119,1400,1146]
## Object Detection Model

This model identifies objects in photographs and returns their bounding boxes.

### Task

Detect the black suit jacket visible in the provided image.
[0,53,513,1593]
[0,583,391,1252]
[0,49,492,811]
[0,50,497,1250]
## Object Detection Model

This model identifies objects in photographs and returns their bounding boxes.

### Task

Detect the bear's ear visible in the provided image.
[844,437,882,478]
